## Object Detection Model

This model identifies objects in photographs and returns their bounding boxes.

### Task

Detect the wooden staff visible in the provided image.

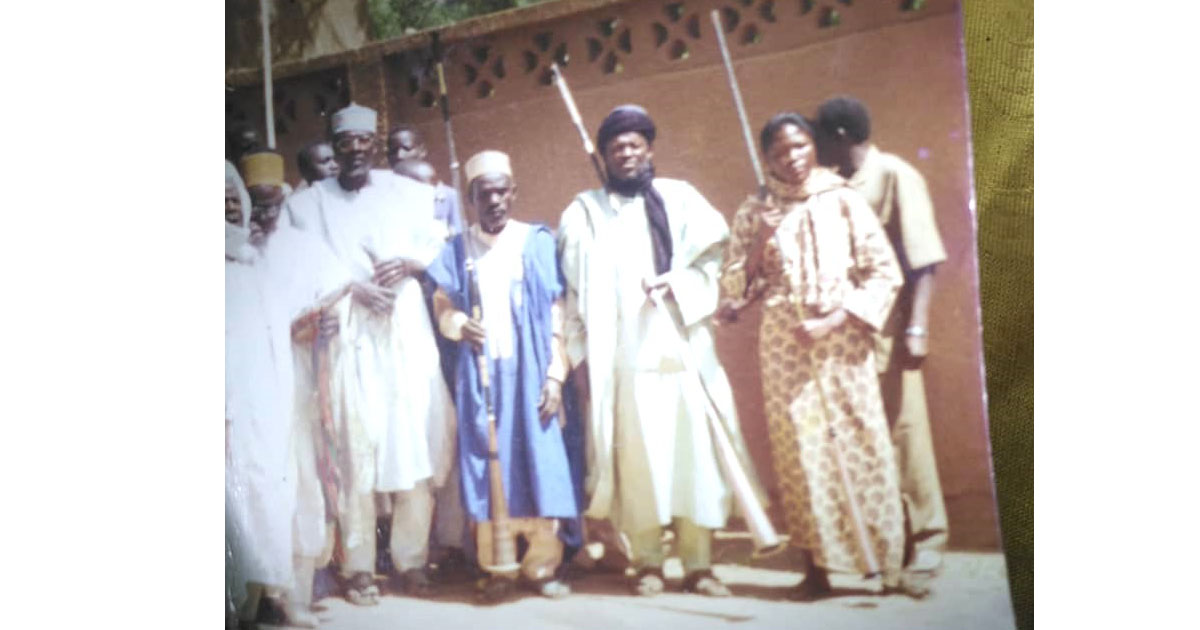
[465,258,520,574]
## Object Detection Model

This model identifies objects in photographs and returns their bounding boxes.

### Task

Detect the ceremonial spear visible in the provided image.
[431,32,462,195]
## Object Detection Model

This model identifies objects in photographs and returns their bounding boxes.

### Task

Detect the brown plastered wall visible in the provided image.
[229,1,1000,549]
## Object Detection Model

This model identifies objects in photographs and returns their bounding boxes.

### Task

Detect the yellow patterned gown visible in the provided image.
[720,170,905,575]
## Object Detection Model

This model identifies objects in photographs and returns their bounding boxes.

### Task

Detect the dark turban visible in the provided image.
[596,105,672,275]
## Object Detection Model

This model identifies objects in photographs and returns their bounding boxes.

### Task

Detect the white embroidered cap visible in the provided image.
[331,103,378,135]
[464,150,512,183]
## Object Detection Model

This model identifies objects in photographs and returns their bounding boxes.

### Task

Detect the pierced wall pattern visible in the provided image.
[368,0,948,125]
[225,67,351,167]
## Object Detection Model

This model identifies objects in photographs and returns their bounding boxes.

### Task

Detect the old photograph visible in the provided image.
[225,0,1015,628]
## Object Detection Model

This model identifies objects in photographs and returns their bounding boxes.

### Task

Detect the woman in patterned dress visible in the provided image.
[716,112,927,599]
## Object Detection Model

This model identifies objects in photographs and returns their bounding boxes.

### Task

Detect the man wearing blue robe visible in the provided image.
[426,150,578,602]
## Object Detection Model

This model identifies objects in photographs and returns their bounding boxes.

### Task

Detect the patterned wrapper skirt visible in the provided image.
[759,300,905,575]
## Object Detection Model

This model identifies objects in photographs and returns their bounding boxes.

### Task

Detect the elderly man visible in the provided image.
[226,153,353,628]
[294,141,340,191]
[814,96,951,574]
[557,105,757,597]
[284,104,457,604]
[426,150,578,602]
[387,125,465,239]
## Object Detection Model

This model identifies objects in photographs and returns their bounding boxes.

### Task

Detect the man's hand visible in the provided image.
[642,274,672,299]
[316,309,339,344]
[372,257,411,288]
[796,308,848,342]
[538,378,563,426]
[461,317,486,353]
[714,298,746,325]
[352,282,396,315]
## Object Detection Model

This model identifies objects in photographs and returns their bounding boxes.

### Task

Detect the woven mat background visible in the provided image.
[962,1,1033,628]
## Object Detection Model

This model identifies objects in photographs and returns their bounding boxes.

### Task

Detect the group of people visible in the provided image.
[225,94,951,629]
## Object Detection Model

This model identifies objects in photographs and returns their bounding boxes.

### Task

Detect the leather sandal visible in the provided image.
[475,576,517,604]
[344,572,379,606]
[628,567,665,597]
[398,568,435,597]
[882,571,932,600]
[682,570,731,597]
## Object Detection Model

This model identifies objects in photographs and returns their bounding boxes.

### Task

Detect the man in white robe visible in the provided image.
[557,105,759,597]
[226,153,353,628]
[283,104,457,603]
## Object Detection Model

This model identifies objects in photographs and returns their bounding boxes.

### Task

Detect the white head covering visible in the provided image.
[331,103,378,135]
[225,161,257,262]
[464,150,513,184]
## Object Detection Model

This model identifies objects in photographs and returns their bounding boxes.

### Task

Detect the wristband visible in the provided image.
[905,325,928,337]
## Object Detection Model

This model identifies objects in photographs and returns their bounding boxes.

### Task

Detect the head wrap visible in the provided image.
[464,150,513,184]
[225,161,256,262]
[596,105,671,275]
[240,151,285,188]
[596,104,657,156]
[331,103,378,135]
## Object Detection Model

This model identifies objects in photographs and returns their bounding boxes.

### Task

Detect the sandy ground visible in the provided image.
[262,541,1016,630]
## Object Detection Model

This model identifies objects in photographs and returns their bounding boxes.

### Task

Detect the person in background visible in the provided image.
[814,96,951,575]
[387,125,465,239]
[294,141,340,192]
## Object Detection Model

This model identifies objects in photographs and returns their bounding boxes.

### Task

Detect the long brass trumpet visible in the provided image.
[466,258,521,573]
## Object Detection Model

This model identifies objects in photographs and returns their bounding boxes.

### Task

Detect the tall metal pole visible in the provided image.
[710,10,763,199]
[260,0,276,149]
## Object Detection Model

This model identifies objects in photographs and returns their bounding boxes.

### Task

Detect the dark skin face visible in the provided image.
[813,125,851,173]
[304,143,340,182]
[387,130,427,167]
[225,182,243,225]
[468,173,516,235]
[333,131,378,191]
[247,184,285,245]
[603,131,654,182]
[765,123,817,186]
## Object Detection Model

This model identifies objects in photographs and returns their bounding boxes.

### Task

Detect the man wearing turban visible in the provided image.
[557,105,758,597]
[283,104,458,605]
[226,152,354,627]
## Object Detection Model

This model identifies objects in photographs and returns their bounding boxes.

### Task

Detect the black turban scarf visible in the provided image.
[597,105,673,276]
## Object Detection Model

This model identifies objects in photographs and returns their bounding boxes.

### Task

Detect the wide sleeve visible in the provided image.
[891,157,947,272]
[424,235,463,301]
[556,200,589,369]
[840,190,904,331]
[528,228,568,383]
[719,197,763,302]
[659,184,729,327]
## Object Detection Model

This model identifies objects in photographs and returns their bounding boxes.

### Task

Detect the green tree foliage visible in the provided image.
[367,0,557,39]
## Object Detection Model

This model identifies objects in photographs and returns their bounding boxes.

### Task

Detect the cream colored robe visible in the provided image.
[558,178,759,534]
[284,171,457,548]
